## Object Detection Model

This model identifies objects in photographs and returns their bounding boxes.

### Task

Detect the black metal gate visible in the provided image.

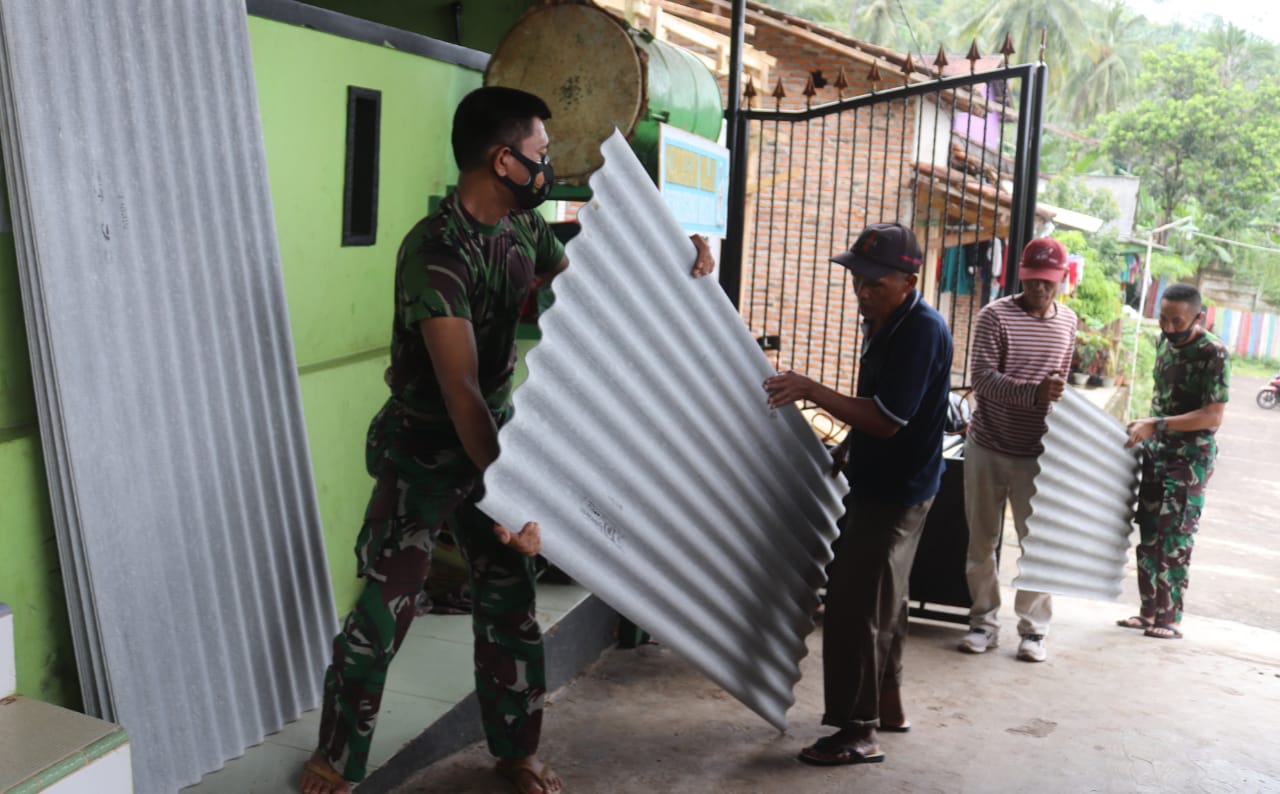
[721,57,1048,416]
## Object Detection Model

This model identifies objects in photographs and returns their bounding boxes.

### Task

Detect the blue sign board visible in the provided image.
[657,124,729,237]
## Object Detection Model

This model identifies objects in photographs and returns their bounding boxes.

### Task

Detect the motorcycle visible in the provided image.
[1259,373,1280,409]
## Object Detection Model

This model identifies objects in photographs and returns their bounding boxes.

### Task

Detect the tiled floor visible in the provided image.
[183,581,590,793]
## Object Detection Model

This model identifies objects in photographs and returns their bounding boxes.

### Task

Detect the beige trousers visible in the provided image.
[963,438,1052,637]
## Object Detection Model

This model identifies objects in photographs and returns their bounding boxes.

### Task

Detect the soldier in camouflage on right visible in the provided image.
[1120,283,1230,640]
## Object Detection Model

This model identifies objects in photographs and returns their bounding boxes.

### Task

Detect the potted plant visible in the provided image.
[1073,330,1106,387]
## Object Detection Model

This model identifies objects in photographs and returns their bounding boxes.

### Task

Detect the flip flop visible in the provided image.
[496,759,562,794]
[1116,616,1153,630]
[798,735,886,766]
[879,721,911,733]
[1144,624,1183,640]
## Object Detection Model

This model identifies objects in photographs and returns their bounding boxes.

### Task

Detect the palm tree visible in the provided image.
[1205,20,1277,87]
[851,0,896,48]
[962,0,1084,80]
[1060,1,1141,124]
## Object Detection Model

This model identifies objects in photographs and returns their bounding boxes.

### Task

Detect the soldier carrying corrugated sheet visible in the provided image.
[1118,283,1230,641]
[298,86,713,794]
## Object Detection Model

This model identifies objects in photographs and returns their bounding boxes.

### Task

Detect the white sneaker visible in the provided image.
[959,629,998,654]
[1017,634,1047,662]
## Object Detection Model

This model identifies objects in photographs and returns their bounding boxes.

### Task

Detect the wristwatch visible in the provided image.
[1155,418,1168,435]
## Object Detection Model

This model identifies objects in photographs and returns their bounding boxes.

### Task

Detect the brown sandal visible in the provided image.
[1116,615,1153,630]
[1144,624,1183,640]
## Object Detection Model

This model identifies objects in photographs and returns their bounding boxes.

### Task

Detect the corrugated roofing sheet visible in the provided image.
[478,130,847,730]
[1013,389,1140,600]
[0,2,335,791]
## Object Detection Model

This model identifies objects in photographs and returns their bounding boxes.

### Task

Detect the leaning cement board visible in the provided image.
[478,130,847,730]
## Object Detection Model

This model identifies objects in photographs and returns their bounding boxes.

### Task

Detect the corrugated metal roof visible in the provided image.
[0,2,335,792]
[1014,389,1140,601]
[478,130,846,730]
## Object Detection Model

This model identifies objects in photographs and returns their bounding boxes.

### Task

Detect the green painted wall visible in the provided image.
[249,16,486,614]
[0,8,549,707]
[0,153,82,707]
[300,0,541,54]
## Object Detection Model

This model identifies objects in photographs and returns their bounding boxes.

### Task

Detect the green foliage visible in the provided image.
[1232,355,1280,379]
[1101,46,1280,232]
[1124,321,1160,418]
[1067,268,1122,329]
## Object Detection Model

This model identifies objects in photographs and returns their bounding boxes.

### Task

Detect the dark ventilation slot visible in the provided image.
[342,86,381,246]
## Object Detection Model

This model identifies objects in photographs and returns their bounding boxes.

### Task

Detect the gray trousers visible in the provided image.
[822,493,934,729]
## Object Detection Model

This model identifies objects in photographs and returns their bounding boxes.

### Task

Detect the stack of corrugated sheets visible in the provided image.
[0,2,335,791]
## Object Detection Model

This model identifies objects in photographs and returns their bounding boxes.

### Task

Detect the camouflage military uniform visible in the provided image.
[317,193,564,782]
[1135,331,1230,626]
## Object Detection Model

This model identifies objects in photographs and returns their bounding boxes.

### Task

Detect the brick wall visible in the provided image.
[644,3,992,394]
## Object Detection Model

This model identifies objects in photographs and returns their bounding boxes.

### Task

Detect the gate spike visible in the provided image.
[934,45,948,71]
[866,62,882,87]
[744,76,757,108]
[771,77,787,100]
[802,73,817,103]
[833,65,849,92]
[966,39,982,72]
[902,53,915,83]
[1000,32,1016,61]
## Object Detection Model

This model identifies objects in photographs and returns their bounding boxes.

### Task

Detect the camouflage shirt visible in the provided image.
[1149,330,1230,461]
[385,192,564,425]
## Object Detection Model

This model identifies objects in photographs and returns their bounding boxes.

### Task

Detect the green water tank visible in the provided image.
[485,1,723,185]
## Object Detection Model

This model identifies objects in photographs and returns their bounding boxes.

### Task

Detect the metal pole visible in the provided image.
[1127,216,1194,420]
[1127,234,1156,420]
[719,0,748,308]
[725,0,746,154]
[721,111,749,309]
[1005,71,1037,296]
[1015,63,1047,295]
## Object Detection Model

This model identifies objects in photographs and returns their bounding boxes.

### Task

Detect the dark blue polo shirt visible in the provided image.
[844,290,952,506]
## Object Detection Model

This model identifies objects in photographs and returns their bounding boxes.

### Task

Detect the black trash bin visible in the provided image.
[908,441,1001,623]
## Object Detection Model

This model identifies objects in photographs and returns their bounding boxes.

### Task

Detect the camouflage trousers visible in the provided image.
[1135,441,1216,625]
[317,400,544,782]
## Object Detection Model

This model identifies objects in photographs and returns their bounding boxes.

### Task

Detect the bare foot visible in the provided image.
[496,755,563,793]
[879,687,910,731]
[299,751,349,794]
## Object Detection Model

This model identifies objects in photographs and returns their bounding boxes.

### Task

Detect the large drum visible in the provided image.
[485,1,723,184]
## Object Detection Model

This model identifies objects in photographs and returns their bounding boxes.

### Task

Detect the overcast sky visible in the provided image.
[1124,0,1280,42]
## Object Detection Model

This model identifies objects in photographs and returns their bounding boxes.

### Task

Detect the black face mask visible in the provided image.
[1162,313,1203,345]
[499,147,553,210]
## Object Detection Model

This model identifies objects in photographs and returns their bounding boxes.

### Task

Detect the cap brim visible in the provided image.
[830,252,899,279]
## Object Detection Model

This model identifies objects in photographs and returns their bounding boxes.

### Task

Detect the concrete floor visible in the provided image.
[394,599,1280,793]
[395,377,1280,794]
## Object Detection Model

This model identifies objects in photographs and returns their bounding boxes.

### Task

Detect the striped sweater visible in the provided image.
[967,296,1078,458]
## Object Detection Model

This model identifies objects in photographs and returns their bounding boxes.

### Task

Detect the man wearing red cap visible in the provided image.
[765,222,952,766]
[959,236,1077,663]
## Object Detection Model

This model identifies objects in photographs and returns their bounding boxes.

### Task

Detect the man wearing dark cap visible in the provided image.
[765,222,952,766]
[959,237,1077,663]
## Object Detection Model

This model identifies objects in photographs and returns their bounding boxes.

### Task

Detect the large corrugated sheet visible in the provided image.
[478,130,847,730]
[0,2,335,791]
[1013,389,1140,600]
